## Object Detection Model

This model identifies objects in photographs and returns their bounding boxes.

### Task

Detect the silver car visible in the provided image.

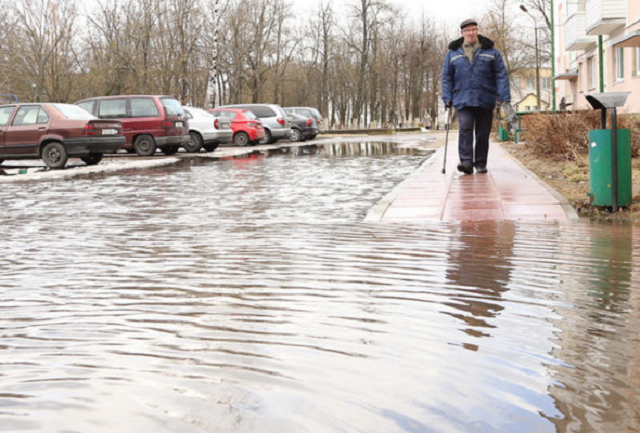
[218,103,291,144]
[182,106,232,152]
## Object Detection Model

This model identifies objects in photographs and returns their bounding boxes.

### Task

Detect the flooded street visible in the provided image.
[1,143,639,432]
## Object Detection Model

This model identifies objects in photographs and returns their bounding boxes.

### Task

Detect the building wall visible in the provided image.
[555,0,640,114]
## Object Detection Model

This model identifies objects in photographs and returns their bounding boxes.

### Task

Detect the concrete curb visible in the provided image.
[0,158,180,183]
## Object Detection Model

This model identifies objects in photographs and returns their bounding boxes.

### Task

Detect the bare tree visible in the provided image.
[14,0,79,102]
[482,0,531,85]
[1,0,531,131]
[0,0,17,93]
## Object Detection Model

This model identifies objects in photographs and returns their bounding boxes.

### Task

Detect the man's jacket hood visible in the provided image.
[448,35,495,51]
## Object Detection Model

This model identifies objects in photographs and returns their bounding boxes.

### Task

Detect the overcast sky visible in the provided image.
[290,0,486,28]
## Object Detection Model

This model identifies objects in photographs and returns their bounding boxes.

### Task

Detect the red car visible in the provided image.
[208,108,265,147]
[0,103,125,168]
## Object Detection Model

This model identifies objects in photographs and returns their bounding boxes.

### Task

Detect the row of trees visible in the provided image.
[0,0,552,128]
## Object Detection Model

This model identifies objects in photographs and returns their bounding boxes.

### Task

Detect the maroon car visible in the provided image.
[0,103,125,168]
[75,95,189,156]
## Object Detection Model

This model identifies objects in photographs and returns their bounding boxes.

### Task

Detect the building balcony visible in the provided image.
[565,12,598,51]
[585,0,626,35]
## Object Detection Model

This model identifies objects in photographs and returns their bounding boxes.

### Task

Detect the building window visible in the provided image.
[541,77,551,90]
[587,57,595,89]
[512,77,521,90]
[526,77,535,90]
[615,47,624,81]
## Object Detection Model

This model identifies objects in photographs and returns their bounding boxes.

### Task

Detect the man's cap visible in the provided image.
[460,18,478,29]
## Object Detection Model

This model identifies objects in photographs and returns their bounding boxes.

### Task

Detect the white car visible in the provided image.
[182,106,232,152]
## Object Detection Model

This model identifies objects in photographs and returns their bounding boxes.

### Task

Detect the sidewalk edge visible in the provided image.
[496,143,581,221]
[364,149,439,222]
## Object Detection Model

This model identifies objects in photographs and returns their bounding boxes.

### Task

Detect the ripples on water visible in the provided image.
[0,143,639,432]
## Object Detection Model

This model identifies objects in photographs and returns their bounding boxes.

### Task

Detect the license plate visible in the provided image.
[102,129,117,135]
[175,121,183,128]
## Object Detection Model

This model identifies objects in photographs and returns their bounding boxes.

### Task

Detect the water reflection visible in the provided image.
[444,222,515,350]
[546,224,640,432]
[214,142,430,160]
[0,144,639,432]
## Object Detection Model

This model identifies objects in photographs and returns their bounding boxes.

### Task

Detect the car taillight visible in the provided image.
[214,119,219,130]
[277,118,285,126]
[83,124,96,136]
[306,118,312,126]
[162,120,173,129]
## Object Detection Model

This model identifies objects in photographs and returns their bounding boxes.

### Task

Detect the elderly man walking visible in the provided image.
[441,19,511,175]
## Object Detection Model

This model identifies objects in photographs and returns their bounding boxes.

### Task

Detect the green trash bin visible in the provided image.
[588,128,632,207]
[498,124,509,141]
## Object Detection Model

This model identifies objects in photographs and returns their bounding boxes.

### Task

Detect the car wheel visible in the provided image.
[203,143,219,152]
[289,129,302,142]
[162,145,180,155]
[81,154,103,165]
[133,134,157,156]
[184,132,203,152]
[259,129,272,145]
[42,142,68,169]
[234,132,250,147]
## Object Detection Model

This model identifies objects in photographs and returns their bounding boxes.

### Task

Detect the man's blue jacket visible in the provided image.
[441,35,511,111]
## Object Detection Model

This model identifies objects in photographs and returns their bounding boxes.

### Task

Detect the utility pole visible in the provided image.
[534,26,541,110]
[550,0,556,110]
[210,0,220,107]
[520,5,541,110]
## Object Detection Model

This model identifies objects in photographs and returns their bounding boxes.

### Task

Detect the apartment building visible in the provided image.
[555,0,640,113]
[511,67,553,111]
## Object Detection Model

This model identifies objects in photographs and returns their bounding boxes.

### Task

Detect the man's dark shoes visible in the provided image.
[476,166,488,174]
[457,162,473,175]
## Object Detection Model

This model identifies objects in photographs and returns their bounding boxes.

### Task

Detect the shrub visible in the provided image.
[619,115,640,158]
[520,111,599,160]
[520,111,639,160]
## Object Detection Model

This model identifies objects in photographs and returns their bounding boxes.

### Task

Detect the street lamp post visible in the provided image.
[520,5,541,111]
[550,0,556,110]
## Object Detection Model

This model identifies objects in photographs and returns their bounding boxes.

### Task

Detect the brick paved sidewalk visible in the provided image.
[365,140,579,223]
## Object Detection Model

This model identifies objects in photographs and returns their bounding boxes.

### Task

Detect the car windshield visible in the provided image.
[161,97,185,116]
[242,111,258,120]
[54,103,97,119]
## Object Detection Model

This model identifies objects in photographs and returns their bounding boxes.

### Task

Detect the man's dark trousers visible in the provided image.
[457,106,493,169]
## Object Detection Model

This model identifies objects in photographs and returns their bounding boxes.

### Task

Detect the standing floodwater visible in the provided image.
[0,143,639,432]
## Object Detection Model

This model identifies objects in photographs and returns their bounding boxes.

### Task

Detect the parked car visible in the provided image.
[0,103,125,168]
[75,95,189,156]
[182,106,232,152]
[288,113,319,142]
[208,108,265,147]
[217,103,291,144]
[284,106,324,137]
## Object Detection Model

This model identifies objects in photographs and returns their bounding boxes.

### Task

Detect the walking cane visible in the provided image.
[441,107,452,174]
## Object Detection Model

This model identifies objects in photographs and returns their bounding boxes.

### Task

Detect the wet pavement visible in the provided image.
[366,137,578,223]
[1,136,639,433]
